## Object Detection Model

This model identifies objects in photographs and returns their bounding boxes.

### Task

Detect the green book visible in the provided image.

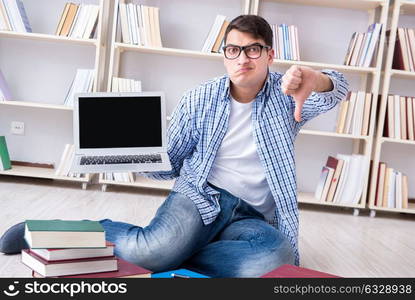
[0,136,11,170]
[25,220,106,249]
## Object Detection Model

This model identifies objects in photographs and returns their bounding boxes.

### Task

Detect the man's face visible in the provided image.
[223,29,274,90]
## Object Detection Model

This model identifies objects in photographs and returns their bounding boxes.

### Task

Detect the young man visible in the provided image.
[0,15,348,277]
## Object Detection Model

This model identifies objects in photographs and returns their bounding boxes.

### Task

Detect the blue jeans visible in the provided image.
[100,186,295,278]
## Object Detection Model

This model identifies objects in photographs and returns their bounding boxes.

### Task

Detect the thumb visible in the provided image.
[294,98,303,122]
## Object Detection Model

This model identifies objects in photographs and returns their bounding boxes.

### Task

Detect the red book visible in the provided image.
[22,249,117,277]
[32,258,152,278]
[261,264,340,278]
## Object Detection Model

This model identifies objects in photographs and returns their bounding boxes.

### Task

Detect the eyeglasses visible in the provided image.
[222,43,271,60]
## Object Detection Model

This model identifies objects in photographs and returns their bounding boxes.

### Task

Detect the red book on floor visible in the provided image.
[261,264,340,278]
[33,258,152,278]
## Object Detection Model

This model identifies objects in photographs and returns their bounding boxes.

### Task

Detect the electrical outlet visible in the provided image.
[11,121,25,135]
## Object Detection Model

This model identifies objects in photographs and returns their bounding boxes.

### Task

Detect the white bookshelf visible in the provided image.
[368,0,415,216]
[0,0,110,187]
[251,0,389,213]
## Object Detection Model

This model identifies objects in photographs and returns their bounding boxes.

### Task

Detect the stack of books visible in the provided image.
[391,28,415,72]
[101,172,135,183]
[271,24,300,61]
[22,220,152,278]
[384,94,415,141]
[374,163,410,210]
[314,154,367,205]
[344,23,382,67]
[111,76,142,93]
[0,136,11,171]
[0,0,32,33]
[118,0,162,47]
[201,15,229,53]
[55,2,100,39]
[335,91,375,136]
[64,69,94,107]
[0,68,12,101]
[55,144,85,178]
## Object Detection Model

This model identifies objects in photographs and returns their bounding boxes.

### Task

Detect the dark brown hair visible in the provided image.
[224,15,273,47]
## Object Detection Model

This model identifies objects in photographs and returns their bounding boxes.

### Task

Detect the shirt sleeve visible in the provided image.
[138,92,195,180]
[295,69,349,130]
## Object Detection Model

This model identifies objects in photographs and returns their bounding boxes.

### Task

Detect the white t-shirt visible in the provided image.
[207,96,276,221]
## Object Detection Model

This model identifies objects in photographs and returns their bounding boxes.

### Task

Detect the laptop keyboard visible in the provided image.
[80,154,162,165]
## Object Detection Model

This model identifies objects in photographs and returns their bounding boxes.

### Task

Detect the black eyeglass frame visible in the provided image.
[222,43,271,60]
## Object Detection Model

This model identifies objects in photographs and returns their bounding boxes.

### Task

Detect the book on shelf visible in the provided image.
[0,0,32,33]
[24,220,106,249]
[118,1,162,47]
[55,144,85,178]
[391,28,415,71]
[317,154,366,205]
[22,249,117,278]
[344,23,382,67]
[64,69,94,106]
[56,3,99,39]
[30,241,115,261]
[383,94,415,141]
[202,15,227,53]
[335,91,374,136]
[272,24,300,61]
[261,264,339,278]
[375,163,409,210]
[32,257,152,278]
[0,135,11,171]
[111,76,142,92]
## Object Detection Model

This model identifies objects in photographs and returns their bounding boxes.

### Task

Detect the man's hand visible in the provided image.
[281,65,333,122]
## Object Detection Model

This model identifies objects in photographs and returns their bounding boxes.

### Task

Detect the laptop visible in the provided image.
[71,92,172,173]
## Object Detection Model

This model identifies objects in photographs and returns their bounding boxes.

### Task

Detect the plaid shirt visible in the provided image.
[145,70,349,265]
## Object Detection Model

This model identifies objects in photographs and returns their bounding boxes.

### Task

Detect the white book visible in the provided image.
[70,4,86,38]
[407,96,414,140]
[136,5,144,46]
[77,5,92,39]
[394,94,401,139]
[337,154,365,204]
[395,171,402,209]
[119,2,130,44]
[358,24,374,66]
[278,25,284,59]
[111,77,119,92]
[352,91,366,136]
[332,154,351,203]
[83,5,99,39]
[153,6,162,47]
[350,33,364,66]
[126,78,131,92]
[363,23,382,67]
[141,5,151,46]
[55,144,71,176]
[3,0,23,32]
[387,95,395,138]
[314,166,330,200]
[202,15,225,52]
[134,80,142,92]
[344,91,357,134]
[387,170,397,208]
[350,155,367,204]
[128,3,138,45]
[133,4,141,45]
[0,0,11,31]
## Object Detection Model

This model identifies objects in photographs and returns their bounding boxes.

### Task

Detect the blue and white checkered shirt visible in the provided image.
[145,70,349,265]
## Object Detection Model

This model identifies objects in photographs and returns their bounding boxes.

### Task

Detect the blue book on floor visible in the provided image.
[151,268,209,278]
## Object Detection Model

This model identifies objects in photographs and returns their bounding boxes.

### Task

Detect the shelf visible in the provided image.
[0,165,89,183]
[99,174,174,191]
[299,129,370,140]
[115,43,223,60]
[380,137,415,146]
[115,43,377,74]
[0,30,97,46]
[400,0,415,15]
[298,192,364,209]
[369,203,415,214]
[0,101,72,111]
[390,69,415,79]
[263,0,386,11]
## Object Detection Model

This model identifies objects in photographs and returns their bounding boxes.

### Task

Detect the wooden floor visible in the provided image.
[0,175,414,278]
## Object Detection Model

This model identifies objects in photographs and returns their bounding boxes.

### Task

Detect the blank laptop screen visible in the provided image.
[78,96,162,148]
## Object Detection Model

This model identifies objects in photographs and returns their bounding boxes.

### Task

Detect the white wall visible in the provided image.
[0,0,413,197]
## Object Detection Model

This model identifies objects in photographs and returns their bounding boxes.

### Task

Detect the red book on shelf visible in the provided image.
[261,264,340,278]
